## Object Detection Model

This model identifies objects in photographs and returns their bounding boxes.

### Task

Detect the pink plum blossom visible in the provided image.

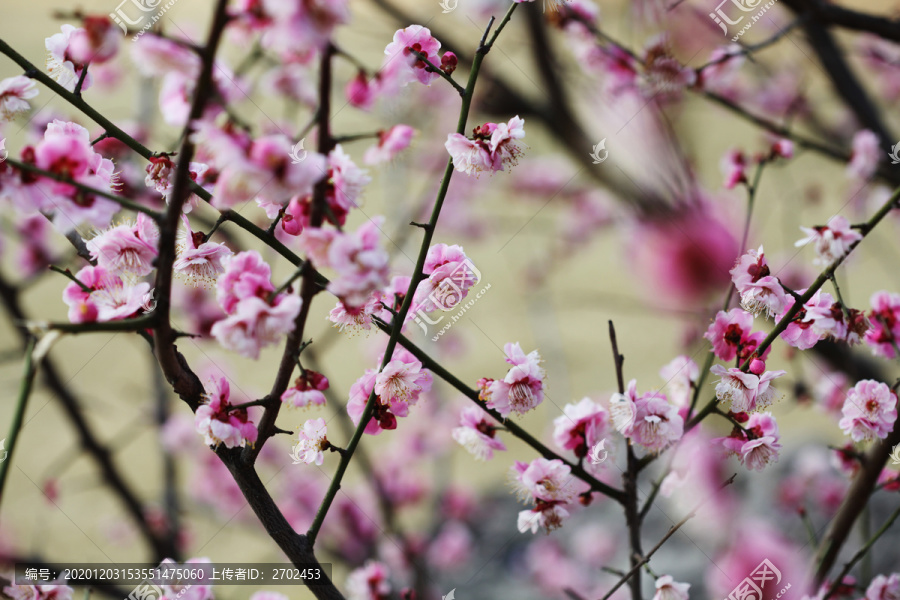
[130,34,200,78]
[347,360,426,436]
[346,560,390,600]
[630,392,684,453]
[489,115,526,169]
[281,370,329,409]
[485,342,546,417]
[865,291,900,358]
[216,250,275,314]
[720,148,747,189]
[512,458,584,504]
[414,243,479,313]
[328,144,371,211]
[45,25,93,92]
[795,215,862,266]
[62,265,151,323]
[710,364,786,413]
[210,250,302,358]
[714,412,783,471]
[552,397,609,458]
[32,120,120,229]
[865,573,900,600]
[639,36,697,100]
[452,405,507,461]
[67,16,120,64]
[0,76,39,120]
[698,45,744,95]
[198,130,326,211]
[772,138,794,158]
[3,582,74,600]
[144,154,210,211]
[447,118,525,174]
[512,458,589,534]
[848,129,880,180]
[345,70,378,110]
[85,213,159,277]
[383,25,442,86]
[517,504,571,535]
[631,206,738,305]
[703,308,766,362]
[291,418,329,465]
[652,575,690,600]
[445,117,526,176]
[730,246,788,318]
[778,289,864,349]
[211,295,302,359]
[298,219,391,309]
[374,359,431,406]
[838,379,898,442]
[444,133,494,176]
[174,216,233,285]
[194,377,258,449]
[327,294,384,335]
[364,125,415,165]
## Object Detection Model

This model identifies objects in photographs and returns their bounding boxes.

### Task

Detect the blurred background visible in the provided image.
[2,0,900,598]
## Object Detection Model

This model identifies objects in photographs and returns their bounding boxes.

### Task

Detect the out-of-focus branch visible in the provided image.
[786,0,900,43]
[0,272,177,560]
[599,474,737,600]
[782,0,896,151]
[366,0,651,210]
[0,338,37,508]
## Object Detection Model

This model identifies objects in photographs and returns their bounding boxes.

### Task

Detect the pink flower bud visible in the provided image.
[441,52,458,74]
[749,358,766,375]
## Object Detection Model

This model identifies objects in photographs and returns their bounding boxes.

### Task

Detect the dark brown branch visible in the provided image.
[216,448,344,600]
[609,321,641,600]
[152,0,231,412]
[249,44,336,464]
[814,424,900,586]
[789,0,900,43]
[783,0,896,151]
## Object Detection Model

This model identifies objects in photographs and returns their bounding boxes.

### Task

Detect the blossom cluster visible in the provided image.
[210,251,302,359]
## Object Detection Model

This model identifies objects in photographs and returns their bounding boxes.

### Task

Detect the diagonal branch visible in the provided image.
[0,271,178,560]
[306,3,522,546]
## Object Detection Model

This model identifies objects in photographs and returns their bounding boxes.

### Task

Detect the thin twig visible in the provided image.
[0,339,37,506]
[600,474,738,600]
